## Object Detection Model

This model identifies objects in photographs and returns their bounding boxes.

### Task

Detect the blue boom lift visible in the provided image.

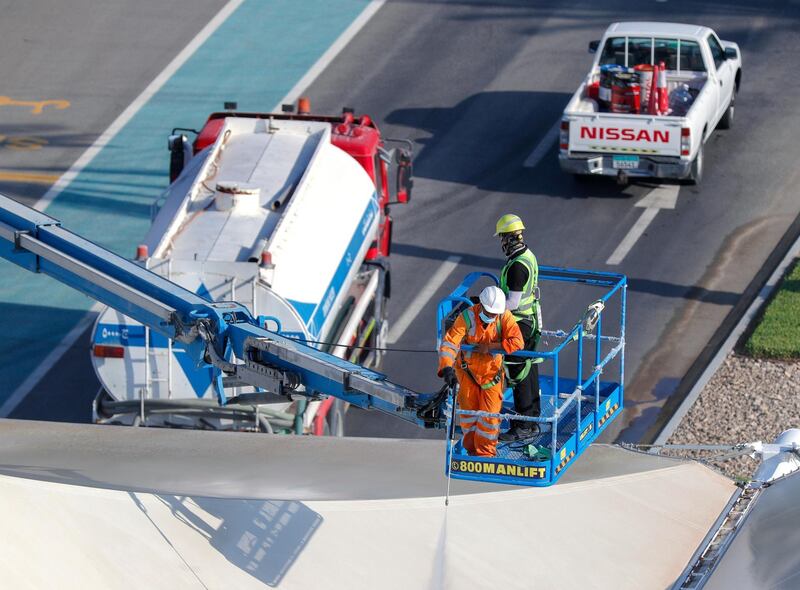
[438,270,626,486]
[0,193,625,487]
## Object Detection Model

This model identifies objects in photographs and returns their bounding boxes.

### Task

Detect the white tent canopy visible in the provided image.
[0,419,735,589]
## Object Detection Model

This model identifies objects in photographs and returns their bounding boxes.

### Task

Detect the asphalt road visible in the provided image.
[305,0,800,440]
[5,0,800,445]
[0,0,228,420]
[0,0,227,208]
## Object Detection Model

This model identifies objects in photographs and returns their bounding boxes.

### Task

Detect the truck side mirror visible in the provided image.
[385,147,413,204]
[168,134,191,183]
[167,127,199,183]
[395,150,413,204]
[724,47,737,60]
[588,40,600,54]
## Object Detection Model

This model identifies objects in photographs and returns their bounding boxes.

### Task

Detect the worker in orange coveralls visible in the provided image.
[438,285,524,457]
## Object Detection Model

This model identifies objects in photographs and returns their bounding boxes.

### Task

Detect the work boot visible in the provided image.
[499,423,540,442]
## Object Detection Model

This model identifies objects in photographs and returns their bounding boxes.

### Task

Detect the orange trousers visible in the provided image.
[456,370,504,457]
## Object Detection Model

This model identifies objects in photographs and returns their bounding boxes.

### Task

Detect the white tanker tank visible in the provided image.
[90,112,409,434]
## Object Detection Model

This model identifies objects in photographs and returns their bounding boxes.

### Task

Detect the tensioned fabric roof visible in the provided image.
[0,419,734,589]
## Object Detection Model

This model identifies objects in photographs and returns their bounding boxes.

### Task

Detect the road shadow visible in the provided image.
[386,91,645,200]
[628,278,742,306]
[0,301,94,403]
[0,122,96,150]
[390,245,743,306]
[615,377,681,443]
[8,317,99,424]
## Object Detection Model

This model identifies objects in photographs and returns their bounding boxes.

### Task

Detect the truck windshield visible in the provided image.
[599,37,707,73]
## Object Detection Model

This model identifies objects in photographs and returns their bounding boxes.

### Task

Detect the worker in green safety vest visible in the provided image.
[494,214,542,441]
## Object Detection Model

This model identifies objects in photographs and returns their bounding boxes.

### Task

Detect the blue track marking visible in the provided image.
[0,0,370,403]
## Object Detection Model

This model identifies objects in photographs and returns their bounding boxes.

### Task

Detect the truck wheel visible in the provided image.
[687,144,704,185]
[718,91,735,130]
[327,399,346,437]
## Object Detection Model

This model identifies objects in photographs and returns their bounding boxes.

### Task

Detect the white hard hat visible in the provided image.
[479,285,506,314]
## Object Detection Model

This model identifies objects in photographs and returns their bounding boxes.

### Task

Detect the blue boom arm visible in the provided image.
[0,193,441,427]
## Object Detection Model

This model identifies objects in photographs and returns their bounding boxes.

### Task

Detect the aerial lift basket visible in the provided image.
[436,267,626,487]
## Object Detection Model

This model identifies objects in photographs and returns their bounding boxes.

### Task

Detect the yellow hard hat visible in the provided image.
[495,214,525,236]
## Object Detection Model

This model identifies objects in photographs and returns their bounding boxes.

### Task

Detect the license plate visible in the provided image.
[612,155,639,169]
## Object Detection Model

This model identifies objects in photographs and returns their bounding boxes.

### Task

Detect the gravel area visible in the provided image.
[667,353,800,480]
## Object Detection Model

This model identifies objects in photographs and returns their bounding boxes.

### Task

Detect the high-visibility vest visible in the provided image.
[500,248,538,320]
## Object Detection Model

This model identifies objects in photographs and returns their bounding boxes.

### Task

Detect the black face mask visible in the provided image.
[501,233,525,257]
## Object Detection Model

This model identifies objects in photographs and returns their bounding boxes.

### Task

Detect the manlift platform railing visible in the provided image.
[436,268,626,486]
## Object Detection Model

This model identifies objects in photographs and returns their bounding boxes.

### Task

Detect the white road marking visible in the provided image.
[606,208,660,265]
[1,0,246,418]
[635,183,680,210]
[606,184,680,266]
[276,0,386,107]
[33,0,247,213]
[386,256,461,343]
[523,120,560,168]
[0,309,99,416]
[1,0,387,417]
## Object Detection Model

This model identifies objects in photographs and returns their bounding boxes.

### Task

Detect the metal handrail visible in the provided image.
[438,268,626,476]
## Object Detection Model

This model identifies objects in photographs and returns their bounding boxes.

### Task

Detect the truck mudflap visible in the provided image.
[437,267,626,487]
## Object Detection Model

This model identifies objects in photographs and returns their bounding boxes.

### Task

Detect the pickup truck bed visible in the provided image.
[558,22,742,184]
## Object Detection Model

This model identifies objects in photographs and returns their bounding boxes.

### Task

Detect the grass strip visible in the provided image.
[745,258,800,359]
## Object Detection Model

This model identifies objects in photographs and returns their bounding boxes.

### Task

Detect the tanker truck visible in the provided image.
[90,101,412,435]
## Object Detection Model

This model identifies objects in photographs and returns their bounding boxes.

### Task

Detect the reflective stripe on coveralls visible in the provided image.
[438,339,459,362]
[460,415,477,433]
[437,304,524,456]
[476,416,500,440]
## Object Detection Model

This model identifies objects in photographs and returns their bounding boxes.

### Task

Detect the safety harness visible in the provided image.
[458,309,505,390]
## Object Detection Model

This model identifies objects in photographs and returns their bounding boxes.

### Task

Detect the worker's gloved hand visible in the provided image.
[442,366,458,389]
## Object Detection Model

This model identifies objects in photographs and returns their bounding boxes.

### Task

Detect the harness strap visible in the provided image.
[504,359,531,386]
[456,308,505,390]
[459,348,504,390]
[459,357,504,390]
[503,319,541,386]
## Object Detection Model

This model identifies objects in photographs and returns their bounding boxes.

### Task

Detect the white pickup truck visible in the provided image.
[558,22,741,184]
